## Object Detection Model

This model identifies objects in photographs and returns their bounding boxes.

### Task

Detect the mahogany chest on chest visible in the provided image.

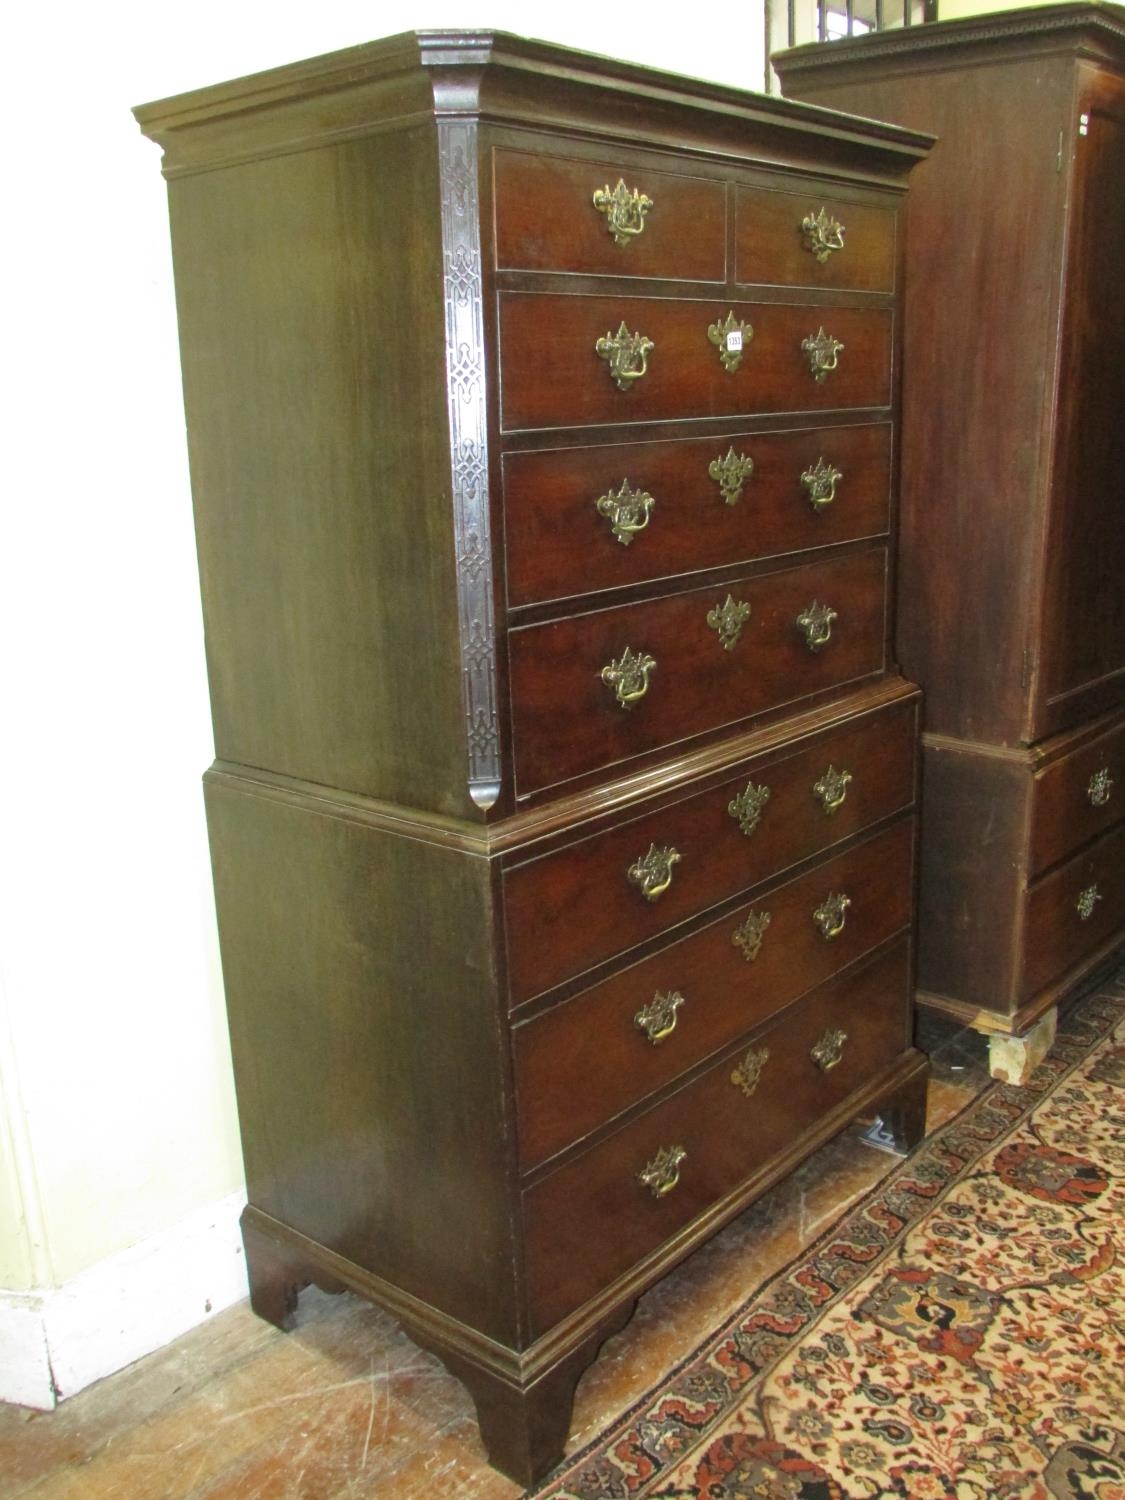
[777,3,1125,1047]
[135,33,931,1483]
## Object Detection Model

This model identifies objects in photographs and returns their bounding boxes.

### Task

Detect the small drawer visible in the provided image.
[1020,821,1125,1003]
[1028,716,1125,876]
[504,422,893,609]
[735,185,896,292]
[523,939,911,1336]
[493,147,726,281]
[509,546,888,797]
[498,293,893,431]
[504,689,915,1004]
[515,816,915,1170]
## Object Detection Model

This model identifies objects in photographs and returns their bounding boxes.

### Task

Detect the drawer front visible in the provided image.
[735,185,896,292]
[1021,821,1125,1003]
[509,547,888,796]
[523,940,911,1336]
[1029,717,1125,876]
[505,422,892,609]
[515,817,915,1170]
[505,690,916,1003]
[499,293,893,431]
[493,147,726,281]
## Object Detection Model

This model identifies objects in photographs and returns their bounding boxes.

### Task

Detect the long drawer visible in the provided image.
[1021,820,1125,1003]
[492,147,726,281]
[504,690,916,1003]
[523,938,911,1336]
[1028,714,1125,877]
[515,816,915,1170]
[499,294,893,431]
[509,546,888,796]
[504,421,892,608]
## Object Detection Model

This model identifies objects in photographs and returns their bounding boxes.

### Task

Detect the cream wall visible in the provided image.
[0,0,767,1397]
[939,0,1065,18]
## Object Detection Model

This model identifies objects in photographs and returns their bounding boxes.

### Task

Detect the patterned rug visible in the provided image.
[531,975,1125,1500]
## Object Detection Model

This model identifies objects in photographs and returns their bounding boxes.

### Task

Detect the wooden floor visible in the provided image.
[0,1017,990,1499]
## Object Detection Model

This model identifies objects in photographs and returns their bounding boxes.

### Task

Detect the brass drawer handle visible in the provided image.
[708,447,755,507]
[707,311,754,373]
[813,765,853,815]
[707,594,751,651]
[596,321,654,391]
[596,479,655,546]
[728,778,771,837]
[593,178,653,245]
[634,990,684,1045]
[811,1027,848,1072]
[638,1144,686,1199]
[1088,768,1114,807]
[731,1045,770,1099]
[601,646,656,708]
[802,326,845,383]
[801,207,846,263]
[813,891,851,940]
[1077,883,1103,922]
[801,457,843,513]
[797,600,838,652]
[628,843,681,902]
[732,908,771,962]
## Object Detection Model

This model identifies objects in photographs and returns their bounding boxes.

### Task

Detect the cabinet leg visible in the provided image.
[861,1060,930,1156]
[988,1006,1057,1085]
[241,1213,311,1331]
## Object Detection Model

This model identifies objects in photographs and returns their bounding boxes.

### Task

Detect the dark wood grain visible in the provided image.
[493,145,726,280]
[504,421,892,609]
[523,939,911,1336]
[735,183,896,292]
[515,816,915,1170]
[1029,716,1125,876]
[499,293,893,431]
[504,691,915,1003]
[509,546,888,795]
[1022,822,1125,1003]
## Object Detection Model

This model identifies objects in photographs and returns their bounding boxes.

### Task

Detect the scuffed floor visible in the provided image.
[0,1016,989,1499]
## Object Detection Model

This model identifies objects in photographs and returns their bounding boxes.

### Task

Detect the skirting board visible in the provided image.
[0,1189,248,1410]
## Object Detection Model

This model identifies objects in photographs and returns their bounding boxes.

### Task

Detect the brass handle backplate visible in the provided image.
[634,990,684,1045]
[593,179,653,245]
[731,1045,770,1099]
[639,1144,686,1199]
[801,207,846,263]
[813,765,853,815]
[732,908,771,962]
[802,326,845,383]
[707,311,754,373]
[813,891,851,940]
[811,1027,848,1072]
[601,646,656,708]
[797,600,838,652]
[597,479,655,546]
[707,594,751,651]
[708,447,755,507]
[596,322,654,391]
[801,457,843,513]
[628,843,682,902]
[1088,768,1114,807]
[728,778,771,837]
[1077,884,1103,922]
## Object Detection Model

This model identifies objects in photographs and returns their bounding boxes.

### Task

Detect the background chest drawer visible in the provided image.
[1021,821,1125,1002]
[509,546,888,796]
[522,938,911,1336]
[1028,715,1125,877]
[499,293,893,430]
[493,146,726,280]
[734,184,896,292]
[504,422,893,608]
[504,690,916,1003]
[515,816,915,1169]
